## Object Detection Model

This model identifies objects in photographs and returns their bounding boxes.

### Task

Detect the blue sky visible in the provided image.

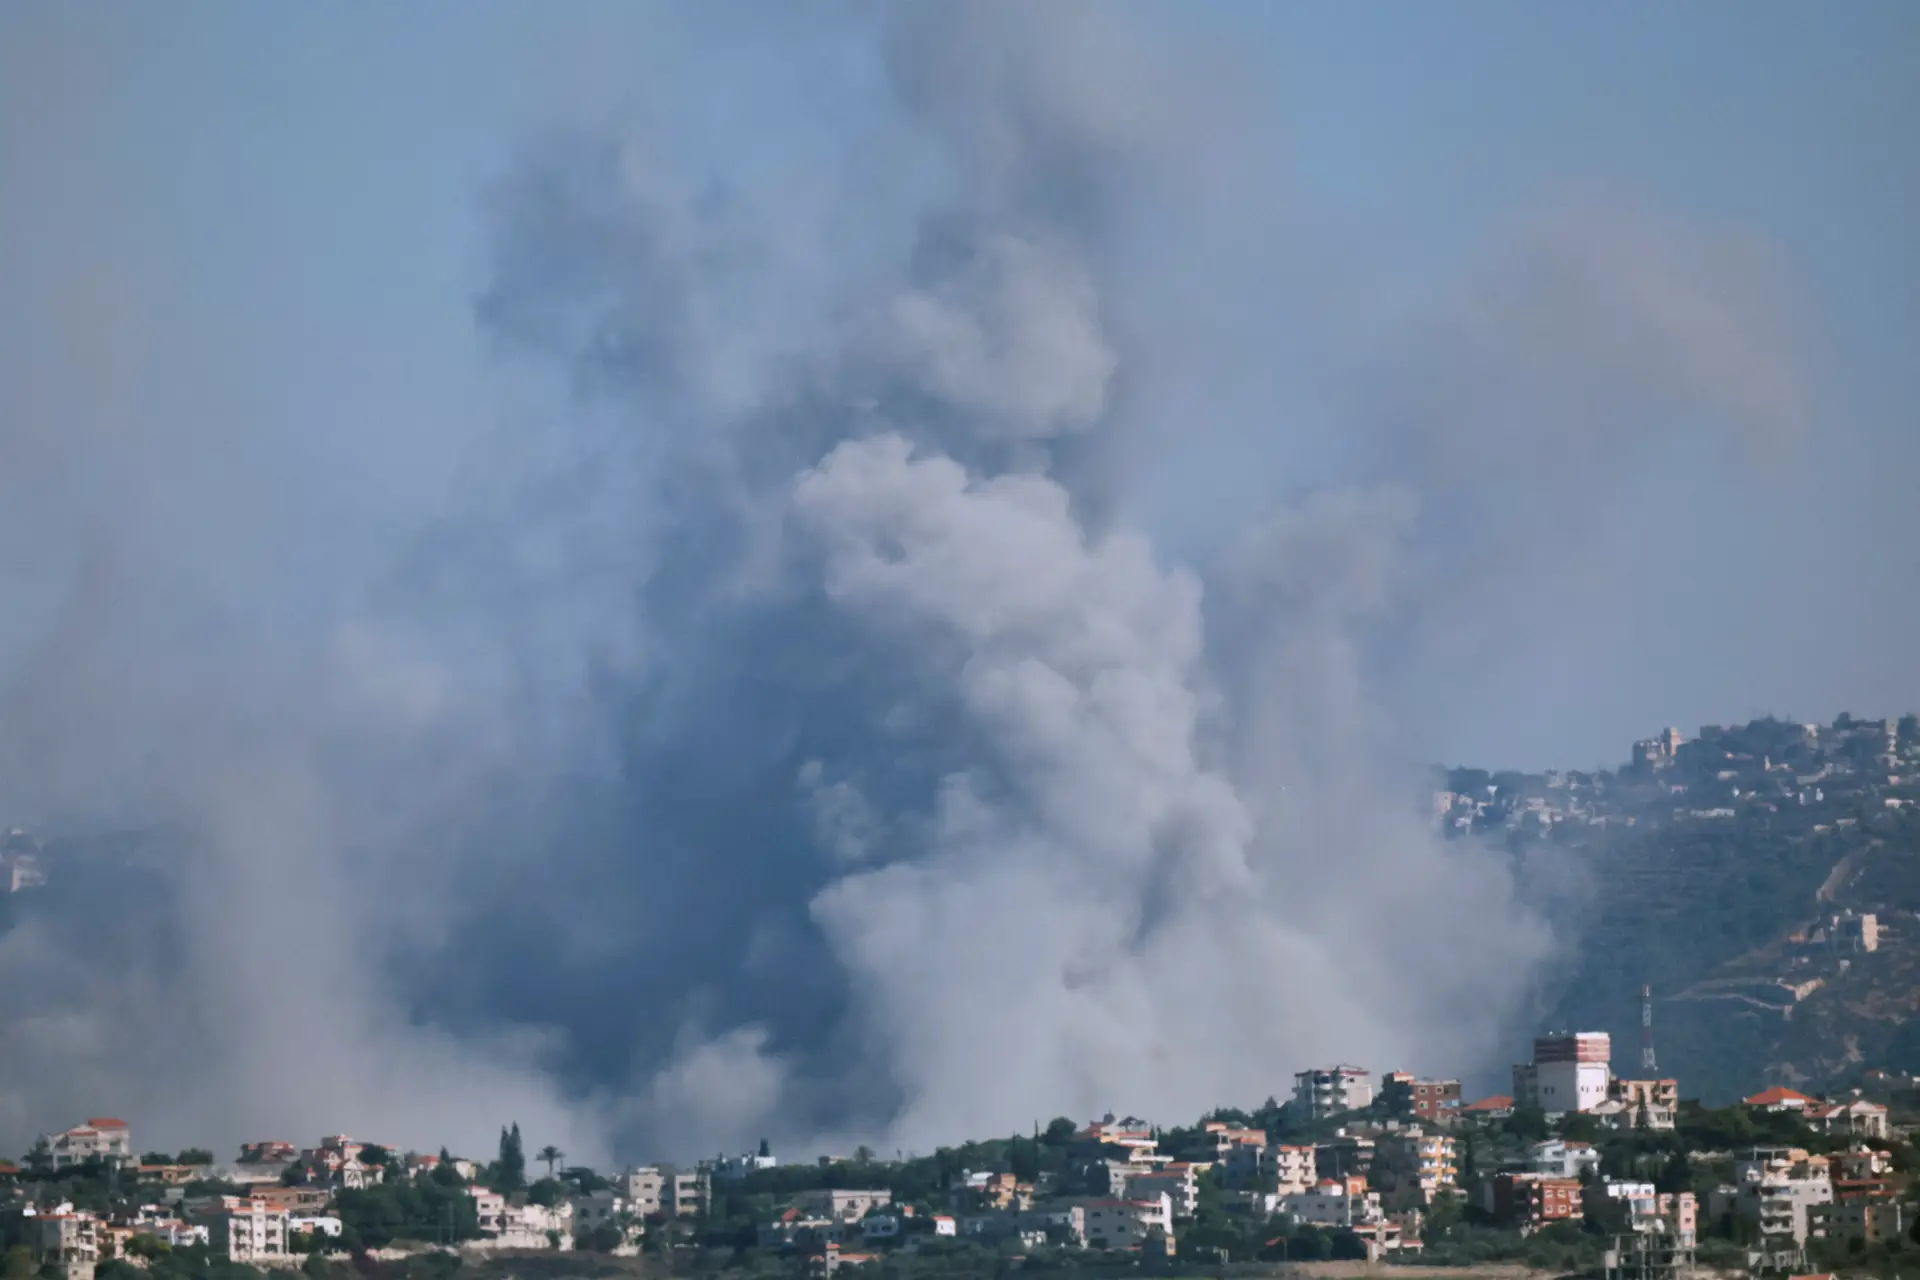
[2,0,1915,769]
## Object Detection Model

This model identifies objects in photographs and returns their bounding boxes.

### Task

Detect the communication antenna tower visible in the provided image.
[1641,983,1658,1073]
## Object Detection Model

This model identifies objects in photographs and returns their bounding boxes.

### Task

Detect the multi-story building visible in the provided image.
[1314,1133,1375,1182]
[1294,1067,1373,1119]
[1382,1073,1463,1124]
[1512,1033,1610,1115]
[1082,1193,1173,1252]
[1282,1177,1382,1228]
[1123,1164,1199,1219]
[1603,1184,1697,1245]
[40,1120,133,1169]
[204,1201,291,1263]
[1199,1122,1267,1160]
[620,1165,709,1217]
[1714,1147,1834,1246]
[1529,1139,1601,1180]
[1815,1197,1914,1245]
[668,1168,710,1217]
[1373,1130,1457,1203]
[1272,1145,1317,1195]
[1487,1174,1581,1231]
[467,1188,506,1235]
[30,1207,101,1277]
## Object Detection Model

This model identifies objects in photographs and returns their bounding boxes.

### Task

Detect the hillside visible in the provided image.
[1451,713,1920,1101]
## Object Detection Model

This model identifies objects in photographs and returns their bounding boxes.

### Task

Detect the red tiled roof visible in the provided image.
[86,1117,129,1129]
[1461,1095,1513,1112]
[1746,1087,1815,1107]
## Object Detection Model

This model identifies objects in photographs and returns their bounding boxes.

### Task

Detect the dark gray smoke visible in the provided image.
[0,3,1805,1161]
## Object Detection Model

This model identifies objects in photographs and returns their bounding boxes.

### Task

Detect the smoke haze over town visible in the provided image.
[0,1,1915,1167]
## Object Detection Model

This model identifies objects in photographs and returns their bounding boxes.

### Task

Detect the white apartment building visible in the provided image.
[1529,1140,1602,1180]
[1294,1067,1373,1119]
[1513,1033,1611,1115]
[467,1188,506,1235]
[1283,1179,1383,1228]
[41,1120,133,1169]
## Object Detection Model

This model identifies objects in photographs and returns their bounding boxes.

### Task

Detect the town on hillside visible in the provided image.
[8,1033,1920,1280]
[1432,714,1919,838]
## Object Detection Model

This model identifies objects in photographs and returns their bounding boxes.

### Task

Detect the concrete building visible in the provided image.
[1294,1066,1373,1119]
[1487,1174,1581,1230]
[41,1120,133,1169]
[1604,1184,1697,1245]
[1283,1177,1382,1228]
[1513,1033,1610,1115]
[204,1201,291,1263]
[1374,1131,1457,1203]
[621,1165,710,1217]
[1528,1140,1601,1180]
[794,1189,892,1222]
[1715,1147,1834,1247]
[1123,1164,1198,1219]
[30,1208,100,1279]
[1815,1198,1913,1245]
[1834,913,1879,952]
[467,1188,506,1235]
[1082,1193,1172,1252]
[1272,1144,1317,1195]
[1382,1073,1462,1123]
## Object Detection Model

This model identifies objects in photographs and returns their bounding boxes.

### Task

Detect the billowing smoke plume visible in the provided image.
[0,3,1804,1161]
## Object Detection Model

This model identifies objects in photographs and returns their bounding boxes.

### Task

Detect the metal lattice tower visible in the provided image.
[1641,983,1658,1073]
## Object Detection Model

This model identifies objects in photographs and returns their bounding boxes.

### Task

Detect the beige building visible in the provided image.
[32,1209,100,1278]
[795,1189,892,1221]
[204,1201,291,1263]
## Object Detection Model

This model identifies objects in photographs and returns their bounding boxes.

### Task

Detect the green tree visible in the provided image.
[1656,1148,1693,1195]
[178,1149,215,1166]
[430,1148,464,1189]
[1042,1118,1077,1146]
[757,1137,770,1159]
[494,1124,525,1192]
[4,1247,35,1280]
[1506,1104,1549,1142]
[359,1145,390,1169]
[535,1145,563,1179]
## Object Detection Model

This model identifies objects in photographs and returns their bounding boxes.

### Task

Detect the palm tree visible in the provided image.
[537,1145,564,1180]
